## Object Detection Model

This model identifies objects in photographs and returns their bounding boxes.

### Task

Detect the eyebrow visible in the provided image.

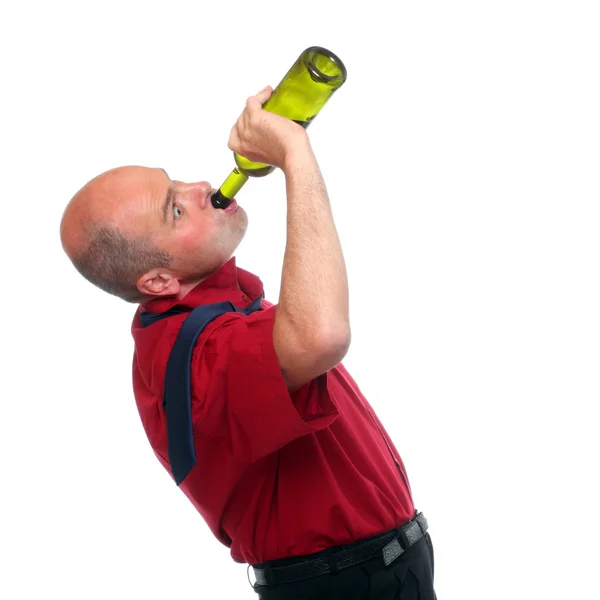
[159,168,174,225]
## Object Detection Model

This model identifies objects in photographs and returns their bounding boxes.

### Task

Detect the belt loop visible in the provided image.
[415,511,425,535]
[247,565,256,589]
[395,525,409,550]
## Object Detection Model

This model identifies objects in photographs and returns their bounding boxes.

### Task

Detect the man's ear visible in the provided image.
[137,270,180,297]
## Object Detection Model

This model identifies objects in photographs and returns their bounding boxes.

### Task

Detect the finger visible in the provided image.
[236,119,245,138]
[246,86,272,112]
[246,95,262,113]
[255,85,273,97]
[241,107,252,132]
[256,85,273,104]
[228,124,240,151]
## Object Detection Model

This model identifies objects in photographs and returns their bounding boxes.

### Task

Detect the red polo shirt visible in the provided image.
[131,257,414,565]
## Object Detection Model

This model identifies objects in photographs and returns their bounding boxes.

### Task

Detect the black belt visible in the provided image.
[250,512,428,587]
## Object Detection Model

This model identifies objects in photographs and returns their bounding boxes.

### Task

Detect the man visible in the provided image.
[60,86,437,599]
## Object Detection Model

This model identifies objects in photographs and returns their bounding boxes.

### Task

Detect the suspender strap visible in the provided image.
[157,294,264,485]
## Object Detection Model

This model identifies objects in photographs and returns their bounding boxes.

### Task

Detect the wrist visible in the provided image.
[281,134,314,175]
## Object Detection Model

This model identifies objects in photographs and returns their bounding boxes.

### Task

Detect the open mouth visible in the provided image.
[210,189,234,210]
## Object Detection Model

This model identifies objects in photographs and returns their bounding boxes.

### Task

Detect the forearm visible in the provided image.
[276,138,350,347]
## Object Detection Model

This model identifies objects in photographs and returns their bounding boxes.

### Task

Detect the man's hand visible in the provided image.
[227,86,310,171]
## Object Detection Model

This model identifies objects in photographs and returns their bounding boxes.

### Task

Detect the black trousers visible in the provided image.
[251,532,436,600]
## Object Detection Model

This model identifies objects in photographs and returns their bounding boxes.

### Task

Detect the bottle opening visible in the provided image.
[211,189,232,209]
[305,47,347,85]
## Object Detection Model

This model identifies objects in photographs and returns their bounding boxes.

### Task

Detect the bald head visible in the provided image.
[61,164,248,304]
[61,166,148,256]
[61,166,172,303]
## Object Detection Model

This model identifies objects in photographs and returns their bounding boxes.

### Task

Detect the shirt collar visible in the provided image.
[139,256,265,315]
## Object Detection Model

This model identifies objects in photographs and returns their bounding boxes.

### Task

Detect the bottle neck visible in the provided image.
[211,168,249,208]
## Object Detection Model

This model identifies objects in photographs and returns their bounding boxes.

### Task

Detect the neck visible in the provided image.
[166,256,236,302]
[175,278,205,300]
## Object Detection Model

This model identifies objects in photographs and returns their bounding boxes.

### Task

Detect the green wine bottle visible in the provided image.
[211,46,348,209]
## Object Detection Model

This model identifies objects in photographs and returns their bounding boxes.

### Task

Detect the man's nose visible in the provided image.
[182,181,212,206]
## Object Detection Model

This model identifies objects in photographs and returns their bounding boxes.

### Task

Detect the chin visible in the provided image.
[233,215,249,244]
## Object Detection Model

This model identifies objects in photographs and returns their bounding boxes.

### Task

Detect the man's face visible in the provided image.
[117,166,248,282]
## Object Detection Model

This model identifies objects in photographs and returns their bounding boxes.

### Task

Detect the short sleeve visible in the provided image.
[190,304,339,462]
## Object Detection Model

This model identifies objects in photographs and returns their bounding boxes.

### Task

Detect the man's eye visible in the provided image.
[173,204,183,220]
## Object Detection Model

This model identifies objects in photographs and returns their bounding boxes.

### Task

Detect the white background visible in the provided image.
[1,1,599,598]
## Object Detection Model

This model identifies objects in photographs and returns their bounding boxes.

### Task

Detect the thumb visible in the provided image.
[255,85,273,104]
